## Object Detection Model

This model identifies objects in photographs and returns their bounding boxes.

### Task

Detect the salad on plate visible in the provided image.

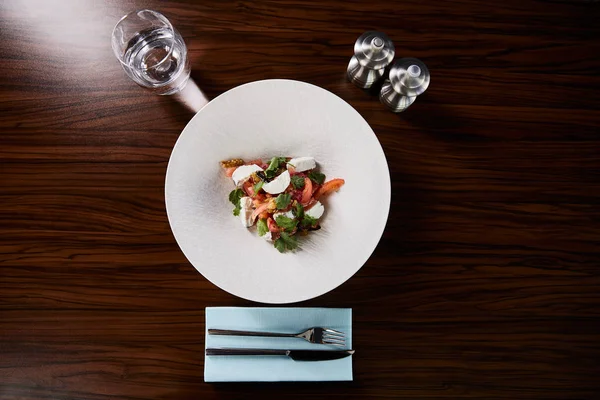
[220,156,345,252]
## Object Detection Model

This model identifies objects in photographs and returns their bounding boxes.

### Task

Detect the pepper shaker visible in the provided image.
[380,57,430,112]
[347,31,395,89]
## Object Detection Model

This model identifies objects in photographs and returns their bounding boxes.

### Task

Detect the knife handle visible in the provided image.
[206,348,289,356]
[208,329,296,338]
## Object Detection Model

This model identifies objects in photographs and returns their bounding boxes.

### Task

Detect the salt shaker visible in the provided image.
[380,57,430,112]
[347,31,395,89]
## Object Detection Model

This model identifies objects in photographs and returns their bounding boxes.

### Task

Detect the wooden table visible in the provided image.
[2,0,600,398]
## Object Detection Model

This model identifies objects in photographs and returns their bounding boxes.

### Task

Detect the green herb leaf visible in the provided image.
[229,188,244,205]
[272,156,287,168]
[265,156,287,178]
[229,188,245,216]
[282,232,298,249]
[274,237,286,252]
[257,219,269,236]
[293,203,305,220]
[274,232,298,253]
[308,171,326,185]
[253,181,264,194]
[290,175,305,189]
[275,215,298,232]
[275,193,292,210]
[300,214,318,228]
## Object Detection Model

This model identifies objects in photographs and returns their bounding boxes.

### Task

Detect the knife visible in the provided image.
[206,348,354,361]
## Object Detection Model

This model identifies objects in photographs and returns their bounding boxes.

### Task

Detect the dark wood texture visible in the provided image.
[1,0,600,399]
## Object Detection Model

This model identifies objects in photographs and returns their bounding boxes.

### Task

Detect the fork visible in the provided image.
[208,327,346,346]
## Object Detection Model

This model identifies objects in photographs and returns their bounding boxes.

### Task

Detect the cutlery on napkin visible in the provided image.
[206,348,354,361]
[204,307,353,382]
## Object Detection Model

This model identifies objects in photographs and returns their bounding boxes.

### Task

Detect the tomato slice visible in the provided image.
[300,177,313,205]
[225,167,237,177]
[314,179,345,200]
[243,181,254,196]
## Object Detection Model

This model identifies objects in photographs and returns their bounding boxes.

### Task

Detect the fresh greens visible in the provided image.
[275,215,298,232]
[226,156,338,254]
[292,203,305,219]
[253,181,264,194]
[229,188,244,205]
[300,214,318,229]
[308,171,326,185]
[275,193,292,210]
[265,156,287,178]
[257,219,269,237]
[274,238,286,253]
[268,156,286,170]
[274,232,298,253]
[229,188,244,216]
[290,175,305,189]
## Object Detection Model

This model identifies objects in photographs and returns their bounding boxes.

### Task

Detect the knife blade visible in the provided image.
[206,348,354,361]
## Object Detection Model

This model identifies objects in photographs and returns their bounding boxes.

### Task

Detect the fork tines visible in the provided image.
[322,328,346,346]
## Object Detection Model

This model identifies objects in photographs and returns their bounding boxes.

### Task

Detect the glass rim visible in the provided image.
[111,9,176,71]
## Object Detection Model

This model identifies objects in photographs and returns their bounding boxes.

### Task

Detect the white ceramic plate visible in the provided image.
[165,79,390,304]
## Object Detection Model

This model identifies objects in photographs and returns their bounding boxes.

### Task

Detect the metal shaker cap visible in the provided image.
[380,79,417,113]
[353,31,395,69]
[347,55,385,88]
[389,57,430,96]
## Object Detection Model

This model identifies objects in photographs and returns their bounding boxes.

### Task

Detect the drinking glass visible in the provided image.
[111,10,190,95]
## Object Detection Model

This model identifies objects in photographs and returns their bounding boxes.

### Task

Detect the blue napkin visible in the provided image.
[204,307,353,382]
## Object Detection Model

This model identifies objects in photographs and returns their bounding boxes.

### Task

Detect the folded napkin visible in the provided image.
[204,307,352,382]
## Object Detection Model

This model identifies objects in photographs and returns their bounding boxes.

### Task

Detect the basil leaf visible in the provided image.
[229,188,244,216]
[257,219,269,236]
[300,215,318,228]
[275,193,292,210]
[274,237,286,253]
[274,232,298,253]
[265,156,287,178]
[291,175,305,189]
[308,171,325,185]
[293,203,304,220]
[229,188,244,205]
[253,181,264,194]
[275,215,298,232]
[281,232,298,250]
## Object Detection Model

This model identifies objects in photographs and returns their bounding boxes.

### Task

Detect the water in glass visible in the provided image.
[122,27,189,95]
[112,10,190,95]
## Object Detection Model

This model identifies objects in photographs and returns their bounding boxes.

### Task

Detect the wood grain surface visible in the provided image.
[1,0,600,399]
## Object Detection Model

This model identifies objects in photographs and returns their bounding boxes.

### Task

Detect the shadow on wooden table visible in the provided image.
[399,97,466,141]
